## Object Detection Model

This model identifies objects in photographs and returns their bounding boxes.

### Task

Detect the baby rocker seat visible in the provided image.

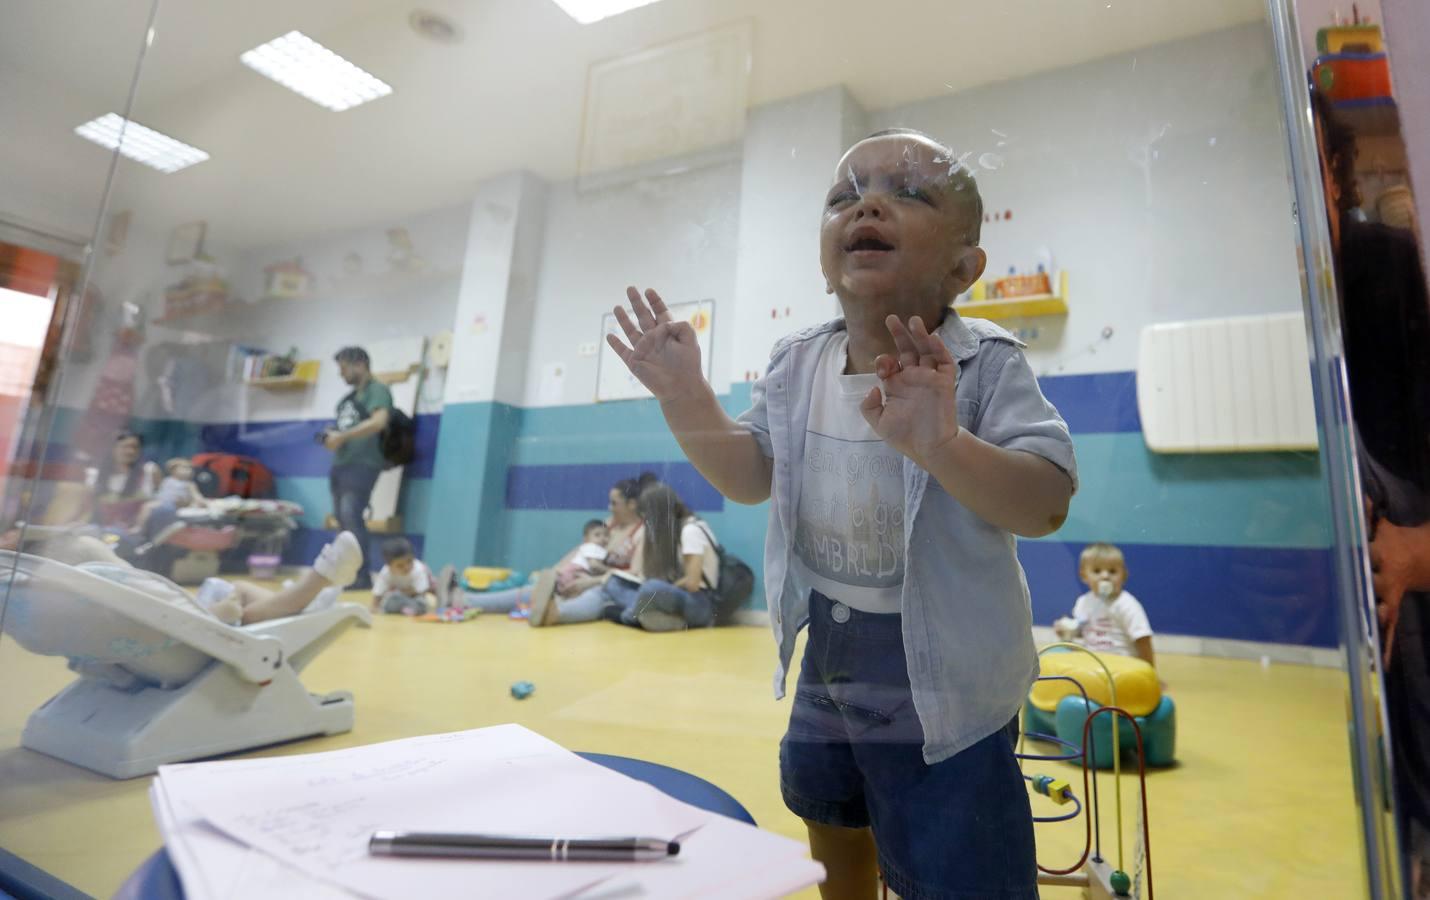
[0,550,371,779]
[1023,648,1177,768]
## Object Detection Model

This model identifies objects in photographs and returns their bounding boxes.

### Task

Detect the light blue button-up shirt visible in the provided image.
[737,311,1078,764]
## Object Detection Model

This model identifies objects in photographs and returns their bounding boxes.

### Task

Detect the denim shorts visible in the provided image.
[780,591,1038,900]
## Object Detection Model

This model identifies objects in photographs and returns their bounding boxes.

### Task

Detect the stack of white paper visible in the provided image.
[149,724,824,899]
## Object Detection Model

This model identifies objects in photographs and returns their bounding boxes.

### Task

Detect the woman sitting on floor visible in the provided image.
[466,472,653,618]
[85,431,163,528]
[531,480,721,631]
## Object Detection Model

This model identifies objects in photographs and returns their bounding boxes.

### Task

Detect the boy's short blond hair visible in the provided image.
[1079,542,1126,573]
[861,127,984,245]
[164,457,192,475]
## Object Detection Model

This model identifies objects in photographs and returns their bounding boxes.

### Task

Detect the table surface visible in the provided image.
[113,751,756,900]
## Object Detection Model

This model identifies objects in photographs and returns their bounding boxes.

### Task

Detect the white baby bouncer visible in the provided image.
[0,550,371,779]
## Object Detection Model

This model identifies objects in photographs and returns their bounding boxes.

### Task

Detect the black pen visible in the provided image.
[368,831,680,861]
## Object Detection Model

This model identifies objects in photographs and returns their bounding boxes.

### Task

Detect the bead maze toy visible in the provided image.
[1022,643,1156,899]
[875,642,1156,899]
[1026,648,1177,769]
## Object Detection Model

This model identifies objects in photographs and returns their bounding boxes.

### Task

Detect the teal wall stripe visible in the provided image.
[271,476,332,529]
[1053,435,1330,548]
[422,401,521,569]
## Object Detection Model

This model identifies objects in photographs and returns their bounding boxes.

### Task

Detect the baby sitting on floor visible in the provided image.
[1053,542,1156,670]
[372,537,455,615]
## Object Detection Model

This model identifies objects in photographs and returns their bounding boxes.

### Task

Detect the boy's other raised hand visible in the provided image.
[859,314,961,465]
[607,286,706,402]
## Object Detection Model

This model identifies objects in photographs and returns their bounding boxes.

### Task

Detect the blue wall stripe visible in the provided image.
[495,506,1336,646]
[1018,540,1337,647]
[196,412,441,479]
[1037,371,1141,434]
[506,462,726,512]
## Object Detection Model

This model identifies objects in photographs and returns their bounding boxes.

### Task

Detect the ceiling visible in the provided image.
[1,0,1265,249]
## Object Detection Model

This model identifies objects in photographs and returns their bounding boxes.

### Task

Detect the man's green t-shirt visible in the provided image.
[334,378,394,469]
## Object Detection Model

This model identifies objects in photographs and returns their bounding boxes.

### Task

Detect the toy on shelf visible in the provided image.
[1312,6,1392,107]
[957,269,1069,323]
[159,257,229,322]
[1316,3,1383,54]
[238,348,320,389]
[262,258,313,300]
[985,265,1053,300]
[1313,53,1391,104]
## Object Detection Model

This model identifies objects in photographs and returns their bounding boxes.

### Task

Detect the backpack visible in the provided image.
[191,453,276,499]
[694,522,755,626]
[347,393,418,469]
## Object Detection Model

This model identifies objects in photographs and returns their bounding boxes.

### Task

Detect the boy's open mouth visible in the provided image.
[845,235,895,254]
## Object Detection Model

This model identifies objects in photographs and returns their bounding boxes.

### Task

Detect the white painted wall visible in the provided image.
[444,173,549,408]
[521,162,743,407]
[727,87,868,383]
[517,24,1303,396]
[132,202,470,425]
[871,21,1304,377]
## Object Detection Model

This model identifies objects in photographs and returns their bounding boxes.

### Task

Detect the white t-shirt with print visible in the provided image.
[681,518,720,590]
[571,541,608,573]
[372,560,434,597]
[1071,589,1153,657]
[793,333,904,614]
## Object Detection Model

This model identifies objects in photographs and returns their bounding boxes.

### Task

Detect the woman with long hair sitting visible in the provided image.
[533,480,719,631]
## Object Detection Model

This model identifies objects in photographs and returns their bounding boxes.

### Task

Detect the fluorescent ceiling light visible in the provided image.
[74,114,209,174]
[550,0,666,24]
[241,31,392,112]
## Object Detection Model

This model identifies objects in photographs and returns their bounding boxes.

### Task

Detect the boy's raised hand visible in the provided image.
[607,287,706,402]
[860,315,961,466]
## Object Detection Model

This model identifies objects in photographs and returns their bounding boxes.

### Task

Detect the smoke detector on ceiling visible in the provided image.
[409,10,462,44]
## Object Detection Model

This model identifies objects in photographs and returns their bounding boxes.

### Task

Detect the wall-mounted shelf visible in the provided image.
[956,271,1069,322]
[152,269,460,333]
[246,359,319,390]
[374,364,422,385]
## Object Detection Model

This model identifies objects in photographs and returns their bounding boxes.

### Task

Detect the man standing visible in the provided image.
[322,346,392,589]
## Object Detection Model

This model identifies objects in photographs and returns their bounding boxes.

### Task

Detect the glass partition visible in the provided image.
[1,0,1422,897]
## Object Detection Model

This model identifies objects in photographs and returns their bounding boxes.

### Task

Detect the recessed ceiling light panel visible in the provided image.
[550,0,666,25]
[74,113,209,174]
[241,31,392,112]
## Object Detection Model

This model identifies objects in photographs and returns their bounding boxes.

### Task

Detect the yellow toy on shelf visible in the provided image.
[958,270,1069,323]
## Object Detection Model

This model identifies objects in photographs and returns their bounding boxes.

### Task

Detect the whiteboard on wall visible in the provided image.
[597,299,714,402]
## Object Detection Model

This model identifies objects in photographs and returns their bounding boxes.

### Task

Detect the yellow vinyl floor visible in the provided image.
[0,590,1364,898]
